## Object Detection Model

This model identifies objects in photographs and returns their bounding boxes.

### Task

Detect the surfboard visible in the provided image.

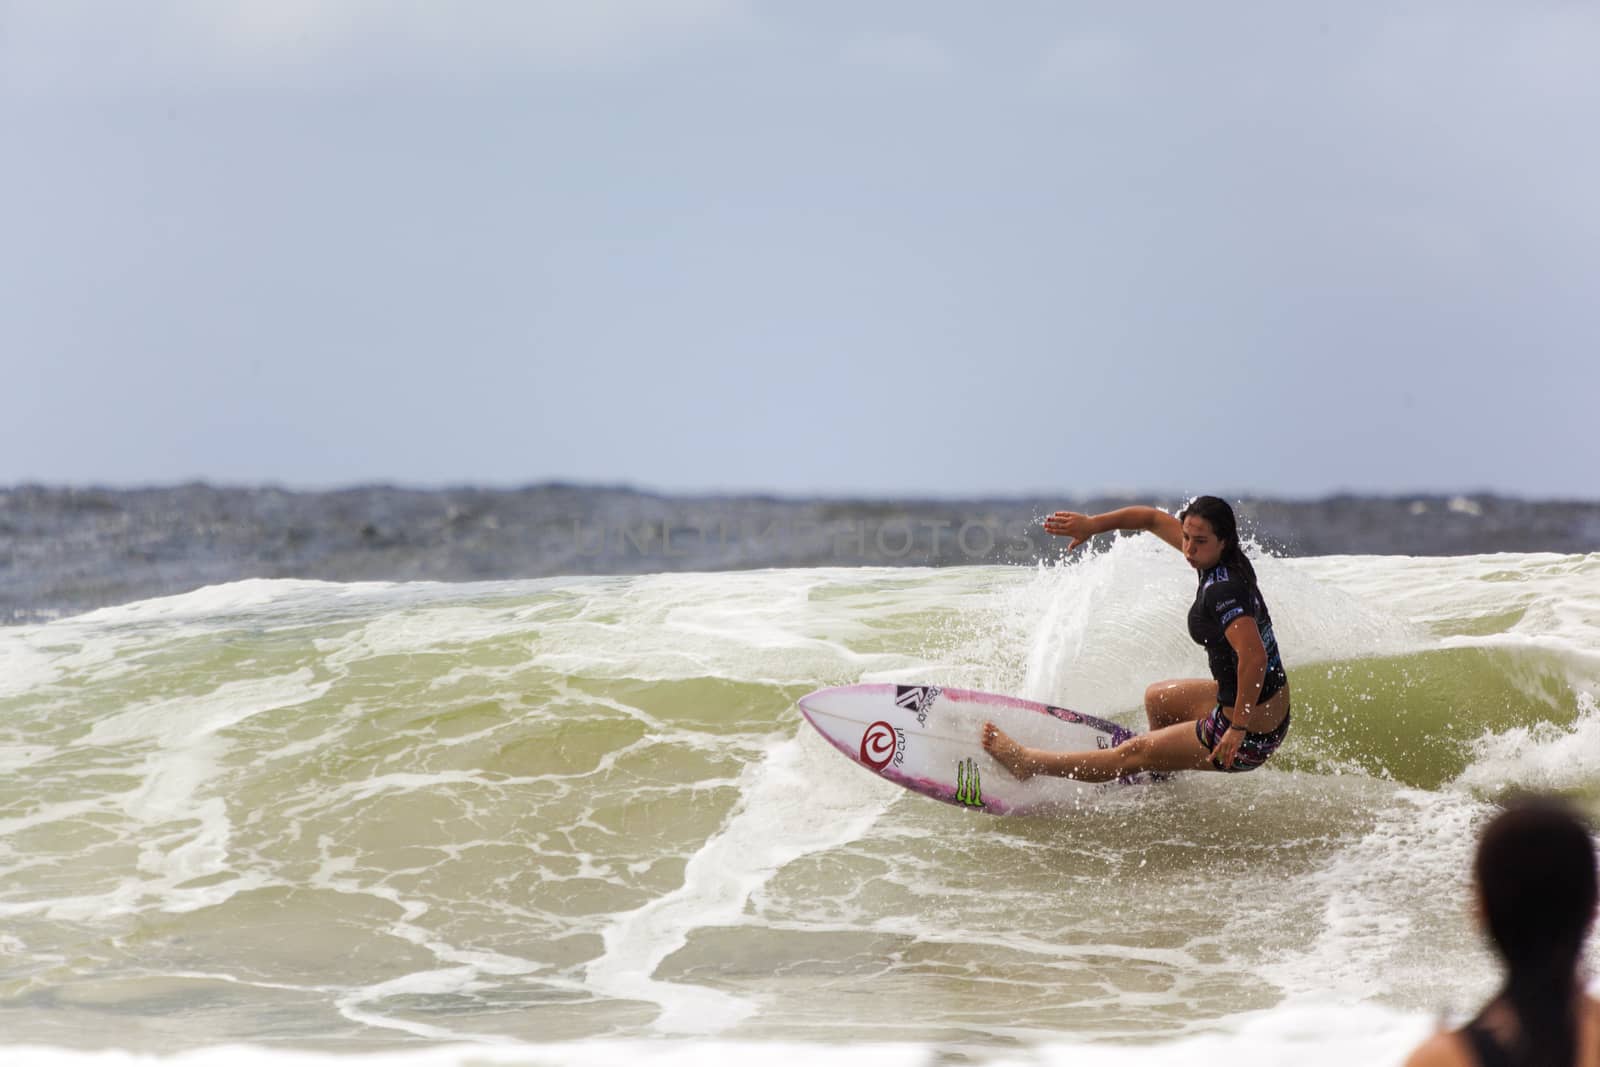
[797,683,1158,816]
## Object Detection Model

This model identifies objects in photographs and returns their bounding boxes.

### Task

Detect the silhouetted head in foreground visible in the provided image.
[1474,795,1598,1065]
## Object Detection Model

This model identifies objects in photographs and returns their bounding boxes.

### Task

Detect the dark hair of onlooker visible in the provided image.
[1472,795,1598,1066]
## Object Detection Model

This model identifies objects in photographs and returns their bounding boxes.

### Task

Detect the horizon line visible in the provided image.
[3,479,1596,506]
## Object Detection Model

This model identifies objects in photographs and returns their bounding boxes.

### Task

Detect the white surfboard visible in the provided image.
[798,683,1159,815]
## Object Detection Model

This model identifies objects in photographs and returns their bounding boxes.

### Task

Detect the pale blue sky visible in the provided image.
[4,1,1598,497]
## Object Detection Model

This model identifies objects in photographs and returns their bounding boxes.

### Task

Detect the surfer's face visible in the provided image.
[1181,516,1224,570]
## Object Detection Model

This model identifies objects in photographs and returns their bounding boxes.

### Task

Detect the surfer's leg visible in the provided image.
[1143,679,1220,730]
[981,720,1214,783]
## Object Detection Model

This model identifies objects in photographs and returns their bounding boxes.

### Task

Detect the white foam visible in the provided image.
[81,669,329,751]
[0,1001,1436,1066]
[317,605,527,666]
[2,670,332,920]
[585,732,895,1034]
[1455,690,1600,794]
[334,967,513,1044]
[1258,787,1490,1006]
[0,615,141,699]
[71,578,396,626]
[0,634,69,700]
[1013,537,1198,714]
[303,840,547,1045]
[0,744,54,773]
[964,538,1425,718]
[530,568,937,685]
[1296,552,1600,651]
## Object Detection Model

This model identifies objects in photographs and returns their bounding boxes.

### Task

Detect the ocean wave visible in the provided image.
[0,547,1596,1054]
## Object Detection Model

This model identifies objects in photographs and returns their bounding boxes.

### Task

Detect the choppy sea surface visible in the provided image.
[3,537,1599,1065]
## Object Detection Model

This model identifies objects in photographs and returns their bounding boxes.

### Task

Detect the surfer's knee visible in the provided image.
[1143,680,1183,717]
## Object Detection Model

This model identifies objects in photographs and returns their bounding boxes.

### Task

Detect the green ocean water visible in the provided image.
[1,548,1597,1056]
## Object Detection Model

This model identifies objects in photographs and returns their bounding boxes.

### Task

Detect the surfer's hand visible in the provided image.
[1043,511,1095,550]
[1210,726,1243,770]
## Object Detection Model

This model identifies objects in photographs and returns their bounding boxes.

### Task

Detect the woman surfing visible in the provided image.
[981,496,1290,782]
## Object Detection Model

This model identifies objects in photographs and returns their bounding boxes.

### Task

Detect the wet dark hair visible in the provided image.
[1473,795,1598,1066]
[1178,495,1257,590]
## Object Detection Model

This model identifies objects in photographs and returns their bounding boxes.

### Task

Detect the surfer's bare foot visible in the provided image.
[981,721,1035,781]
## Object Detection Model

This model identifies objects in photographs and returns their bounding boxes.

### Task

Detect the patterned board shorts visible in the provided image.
[1194,705,1291,772]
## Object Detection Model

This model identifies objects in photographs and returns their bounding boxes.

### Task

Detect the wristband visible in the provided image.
[1226,723,1247,733]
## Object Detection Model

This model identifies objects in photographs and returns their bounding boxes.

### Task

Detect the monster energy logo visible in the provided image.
[955,757,984,808]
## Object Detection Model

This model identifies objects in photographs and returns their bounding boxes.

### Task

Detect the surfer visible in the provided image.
[981,496,1290,781]
[1404,795,1599,1067]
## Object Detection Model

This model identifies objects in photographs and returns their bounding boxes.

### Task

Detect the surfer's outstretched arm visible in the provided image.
[1043,507,1182,552]
[980,720,1214,783]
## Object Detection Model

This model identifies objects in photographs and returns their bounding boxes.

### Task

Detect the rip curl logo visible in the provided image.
[860,721,899,770]
[894,685,941,726]
[955,757,983,808]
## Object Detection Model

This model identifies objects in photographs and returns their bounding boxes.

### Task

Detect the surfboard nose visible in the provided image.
[797,686,852,731]
[796,684,854,715]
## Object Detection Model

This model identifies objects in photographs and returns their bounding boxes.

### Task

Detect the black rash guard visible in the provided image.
[1187,562,1287,708]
